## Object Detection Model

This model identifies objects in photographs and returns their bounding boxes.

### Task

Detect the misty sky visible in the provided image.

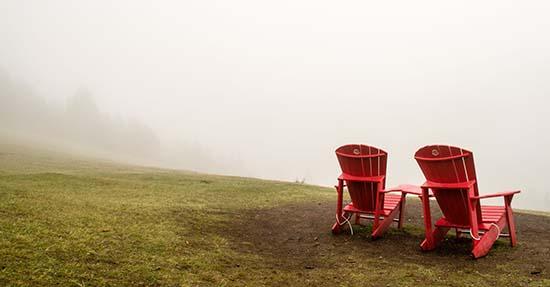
[1,1,549,210]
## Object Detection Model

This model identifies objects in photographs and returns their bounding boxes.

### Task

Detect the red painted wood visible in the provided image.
[336,144,388,212]
[505,195,518,247]
[471,216,507,258]
[372,202,401,239]
[414,144,521,258]
[420,187,434,251]
[333,144,406,238]
[341,194,401,216]
[473,190,520,199]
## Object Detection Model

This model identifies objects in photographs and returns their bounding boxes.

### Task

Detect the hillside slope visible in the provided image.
[0,143,548,286]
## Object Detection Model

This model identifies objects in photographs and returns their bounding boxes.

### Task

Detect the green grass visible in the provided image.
[1,142,549,286]
[0,143,333,286]
[0,173,324,285]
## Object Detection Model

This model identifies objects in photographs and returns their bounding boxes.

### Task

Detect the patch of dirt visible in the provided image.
[221,199,550,283]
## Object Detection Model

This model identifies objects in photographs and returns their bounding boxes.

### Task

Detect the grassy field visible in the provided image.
[1,142,549,286]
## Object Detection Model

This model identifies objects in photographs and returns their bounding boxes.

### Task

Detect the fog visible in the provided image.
[1,1,549,211]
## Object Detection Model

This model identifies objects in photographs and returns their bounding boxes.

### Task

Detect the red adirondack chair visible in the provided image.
[332,144,407,238]
[414,145,520,258]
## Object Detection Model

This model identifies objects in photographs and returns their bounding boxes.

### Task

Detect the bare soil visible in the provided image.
[220,199,550,286]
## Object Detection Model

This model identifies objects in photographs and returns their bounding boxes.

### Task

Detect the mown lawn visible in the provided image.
[1,143,549,286]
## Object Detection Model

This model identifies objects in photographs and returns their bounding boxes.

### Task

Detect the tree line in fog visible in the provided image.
[0,70,160,163]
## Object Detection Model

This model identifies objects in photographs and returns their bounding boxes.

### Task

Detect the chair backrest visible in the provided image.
[336,144,387,211]
[414,145,481,226]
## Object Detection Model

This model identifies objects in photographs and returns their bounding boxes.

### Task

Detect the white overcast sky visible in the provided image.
[1,1,549,210]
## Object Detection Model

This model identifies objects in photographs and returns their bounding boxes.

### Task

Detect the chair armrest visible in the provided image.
[421,180,476,190]
[338,173,385,183]
[382,184,425,196]
[471,190,521,200]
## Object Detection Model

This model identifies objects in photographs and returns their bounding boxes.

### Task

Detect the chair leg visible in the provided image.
[456,228,462,239]
[421,226,450,251]
[505,196,518,247]
[397,195,406,229]
[420,188,435,250]
[373,190,383,231]
[471,216,507,258]
[372,206,400,239]
[471,224,500,259]
[355,213,361,225]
